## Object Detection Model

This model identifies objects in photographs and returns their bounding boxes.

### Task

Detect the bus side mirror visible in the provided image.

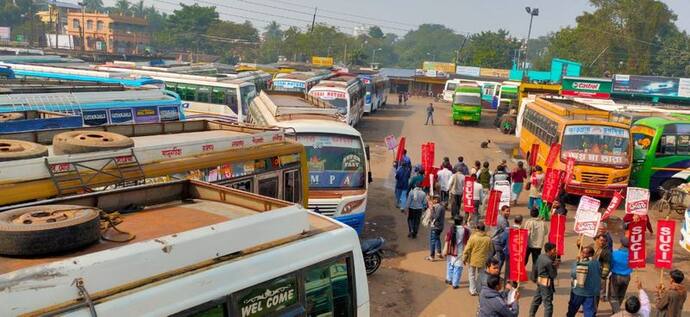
[368,171,373,184]
[365,144,371,161]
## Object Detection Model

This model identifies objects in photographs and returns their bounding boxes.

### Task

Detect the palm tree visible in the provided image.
[83,0,103,12]
[114,0,130,15]
[131,0,144,17]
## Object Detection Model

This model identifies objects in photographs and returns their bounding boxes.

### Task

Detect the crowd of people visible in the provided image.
[392,152,687,317]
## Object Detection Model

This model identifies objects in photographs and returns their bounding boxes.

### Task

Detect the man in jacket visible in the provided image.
[426,195,445,261]
[566,246,601,317]
[447,168,465,218]
[395,161,411,210]
[491,206,511,272]
[655,269,687,317]
[453,156,469,175]
[462,223,493,296]
[609,237,633,314]
[405,185,427,239]
[479,275,519,317]
[523,207,549,267]
[529,242,559,317]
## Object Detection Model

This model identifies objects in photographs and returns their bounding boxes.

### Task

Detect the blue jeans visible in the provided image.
[527,197,542,210]
[395,188,403,207]
[511,182,523,202]
[446,259,464,287]
[566,293,596,317]
[429,229,442,257]
[398,189,408,210]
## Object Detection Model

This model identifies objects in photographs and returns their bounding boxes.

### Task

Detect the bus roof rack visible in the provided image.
[249,91,344,125]
[535,96,632,125]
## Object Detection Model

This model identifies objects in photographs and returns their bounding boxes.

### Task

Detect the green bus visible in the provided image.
[494,84,519,132]
[452,84,482,125]
[631,115,690,193]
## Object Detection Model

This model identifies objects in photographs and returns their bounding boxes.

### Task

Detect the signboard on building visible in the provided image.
[0,27,10,41]
[479,68,510,79]
[311,56,334,67]
[422,61,456,73]
[612,74,690,98]
[456,65,481,77]
[561,77,612,99]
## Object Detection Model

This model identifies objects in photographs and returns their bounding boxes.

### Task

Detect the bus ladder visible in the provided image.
[7,93,82,115]
[45,149,146,196]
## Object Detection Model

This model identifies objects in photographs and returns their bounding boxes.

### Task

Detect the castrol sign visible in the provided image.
[626,187,650,216]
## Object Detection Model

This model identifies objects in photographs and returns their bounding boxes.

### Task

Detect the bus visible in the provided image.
[308,75,365,126]
[248,92,371,233]
[357,73,390,113]
[0,120,308,207]
[272,71,334,94]
[0,62,165,88]
[494,83,519,130]
[0,88,185,126]
[443,79,478,102]
[452,84,482,125]
[97,65,259,122]
[477,81,500,108]
[0,180,369,316]
[519,97,632,198]
[631,115,690,193]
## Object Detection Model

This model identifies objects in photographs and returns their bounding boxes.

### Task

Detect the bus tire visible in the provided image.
[0,205,101,256]
[0,113,25,122]
[53,131,134,155]
[0,139,49,161]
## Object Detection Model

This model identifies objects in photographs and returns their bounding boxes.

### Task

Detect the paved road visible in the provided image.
[360,95,690,317]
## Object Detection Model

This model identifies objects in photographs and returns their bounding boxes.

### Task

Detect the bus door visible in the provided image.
[631,126,656,184]
[257,171,281,199]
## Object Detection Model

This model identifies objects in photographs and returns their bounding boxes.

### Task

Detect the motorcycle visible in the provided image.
[360,237,385,275]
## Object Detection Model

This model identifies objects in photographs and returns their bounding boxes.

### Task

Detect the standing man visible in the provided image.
[394,161,411,209]
[609,237,633,314]
[454,156,469,175]
[492,206,510,272]
[502,215,524,283]
[529,242,559,317]
[469,175,484,227]
[477,161,492,214]
[655,269,687,317]
[400,149,411,166]
[445,216,470,289]
[592,233,612,310]
[510,161,527,206]
[426,195,445,261]
[447,168,465,218]
[425,103,435,125]
[523,207,549,268]
[405,184,427,239]
[437,165,453,206]
[527,166,545,210]
[462,223,493,296]
[566,246,601,317]
[479,275,520,317]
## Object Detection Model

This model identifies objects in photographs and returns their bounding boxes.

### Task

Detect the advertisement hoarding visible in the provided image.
[0,27,10,41]
[613,74,690,98]
[456,65,481,77]
[422,61,456,73]
[311,56,334,67]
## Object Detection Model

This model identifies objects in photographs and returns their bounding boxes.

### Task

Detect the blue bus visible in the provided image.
[357,73,390,113]
[1,63,164,88]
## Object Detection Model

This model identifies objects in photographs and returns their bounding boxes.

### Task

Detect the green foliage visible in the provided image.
[394,24,465,68]
[461,30,520,68]
[83,0,104,12]
[368,26,384,39]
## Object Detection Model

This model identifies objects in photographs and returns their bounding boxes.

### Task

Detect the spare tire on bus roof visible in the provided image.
[0,113,25,122]
[0,139,49,161]
[0,205,101,256]
[53,130,134,155]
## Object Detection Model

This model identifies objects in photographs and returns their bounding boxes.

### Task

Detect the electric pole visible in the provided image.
[310,7,317,33]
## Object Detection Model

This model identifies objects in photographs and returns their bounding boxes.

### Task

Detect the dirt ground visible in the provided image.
[359,95,690,317]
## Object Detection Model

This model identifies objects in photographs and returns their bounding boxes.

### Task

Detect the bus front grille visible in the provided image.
[308,203,338,216]
[581,172,608,184]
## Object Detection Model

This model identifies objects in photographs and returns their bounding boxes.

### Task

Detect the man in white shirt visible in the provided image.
[437,166,453,207]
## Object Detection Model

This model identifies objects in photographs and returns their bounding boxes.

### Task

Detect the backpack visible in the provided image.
[478,168,491,187]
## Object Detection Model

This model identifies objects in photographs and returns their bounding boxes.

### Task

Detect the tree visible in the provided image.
[394,24,465,68]
[259,21,284,63]
[83,0,103,12]
[368,26,384,39]
[163,4,219,51]
[654,31,690,77]
[112,0,130,15]
[461,30,520,68]
[131,0,144,17]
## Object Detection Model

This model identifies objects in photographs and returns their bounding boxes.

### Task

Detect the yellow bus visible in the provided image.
[0,120,308,207]
[519,97,632,198]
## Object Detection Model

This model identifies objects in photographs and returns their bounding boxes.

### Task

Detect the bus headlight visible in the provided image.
[613,176,628,183]
[341,198,365,214]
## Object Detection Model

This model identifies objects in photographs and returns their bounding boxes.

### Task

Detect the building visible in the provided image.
[65,12,149,54]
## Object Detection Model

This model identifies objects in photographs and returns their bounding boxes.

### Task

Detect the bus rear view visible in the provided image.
[452,84,482,125]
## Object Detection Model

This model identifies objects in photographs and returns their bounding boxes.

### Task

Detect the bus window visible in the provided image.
[258,173,280,199]
[226,88,239,115]
[197,86,211,103]
[284,169,301,204]
[211,88,226,105]
[233,274,300,317]
[171,299,228,317]
[224,178,253,193]
[240,85,257,118]
[177,84,197,101]
[659,135,677,155]
[305,257,354,317]
[678,135,690,155]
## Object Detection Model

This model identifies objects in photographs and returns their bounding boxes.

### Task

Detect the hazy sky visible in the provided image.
[111,0,690,38]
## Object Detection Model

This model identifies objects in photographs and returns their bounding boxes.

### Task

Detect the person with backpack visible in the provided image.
[426,195,445,261]
[444,216,470,288]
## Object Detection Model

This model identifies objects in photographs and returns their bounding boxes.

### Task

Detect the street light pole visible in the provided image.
[523,7,539,72]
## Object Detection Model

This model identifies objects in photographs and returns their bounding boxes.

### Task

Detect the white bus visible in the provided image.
[272,71,334,94]
[308,75,365,126]
[248,92,371,234]
[358,73,390,113]
[443,79,478,102]
[0,180,370,316]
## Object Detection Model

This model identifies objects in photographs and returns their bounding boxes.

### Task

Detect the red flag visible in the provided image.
[548,214,567,256]
[541,168,561,203]
[545,143,562,168]
[655,220,676,269]
[509,228,529,282]
[629,220,647,269]
[484,190,501,226]
[529,143,540,167]
[564,157,575,184]
[395,137,406,162]
[421,142,435,188]
[463,178,475,213]
[602,191,624,221]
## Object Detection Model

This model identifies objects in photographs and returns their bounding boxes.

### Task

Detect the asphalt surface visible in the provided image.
[360,95,690,317]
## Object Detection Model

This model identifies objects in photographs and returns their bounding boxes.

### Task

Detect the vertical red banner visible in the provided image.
[395,136,406,162]
[544,143,562,168]
[655,220,676,269]
[601,191,624,221]
[484,190,501,226]
[564,157,575,184]
[541,168,561,203]
[529,143,540,167]
[463,178,475,213]
[509,228,529,282]
[421,142,435,188]
[548,214,567,256]
[629,220,647,269]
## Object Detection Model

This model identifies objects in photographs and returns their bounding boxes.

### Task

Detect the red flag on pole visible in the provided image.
[629,220,647,269]
[529,143,540,167]
[509,228,529,282]
[421,142,435,188]
[544,143,561,168]
[484,190,501,226]
[601,191,624,221]
[463,178,475,213]
[395,137,406,162]
[655,220,676,269]
[548,214,567,256]
[564,157,575,184]
[541,168,561,203]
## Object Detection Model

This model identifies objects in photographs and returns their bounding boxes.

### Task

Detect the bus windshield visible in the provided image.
[632,125,656,160]
[502,92,518,100]
[453,94,481,106]
[561,125,630,166]
[297,133,365,189]
[446,82,458,91]
[240,85,257,116]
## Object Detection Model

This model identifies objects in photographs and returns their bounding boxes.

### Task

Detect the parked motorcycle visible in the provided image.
[360,237,385,275]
